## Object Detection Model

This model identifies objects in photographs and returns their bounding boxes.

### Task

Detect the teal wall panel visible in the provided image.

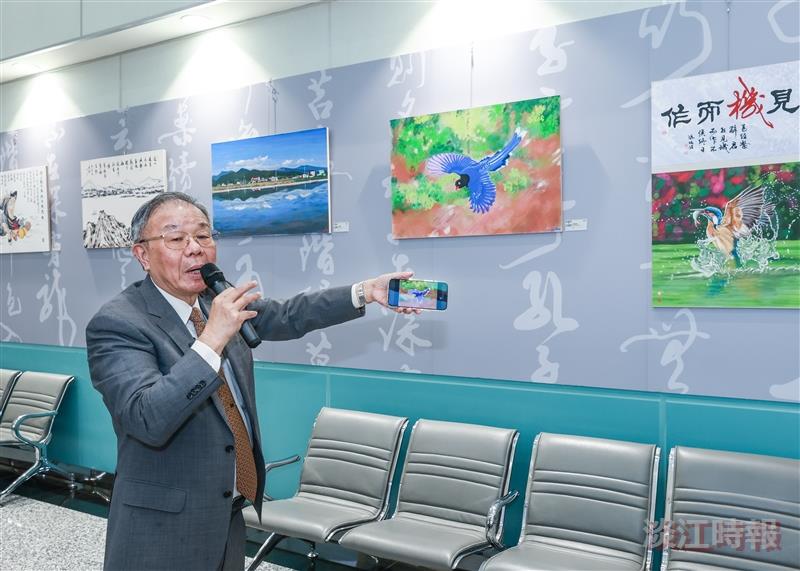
[1,342,798,549]
[0,343,116,472]
[254,364,328,497]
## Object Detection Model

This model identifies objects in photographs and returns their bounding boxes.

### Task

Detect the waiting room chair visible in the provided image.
[661,446,800,571]
[481,432,660,571]
[0,369,22,417]
[244,407,408,571]
[0,371,74,502]
[339,418,520,570]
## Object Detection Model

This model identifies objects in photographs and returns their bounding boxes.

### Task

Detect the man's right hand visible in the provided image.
[198,281,261,355]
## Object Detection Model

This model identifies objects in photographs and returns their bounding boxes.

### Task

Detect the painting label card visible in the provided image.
[564,218,588,232]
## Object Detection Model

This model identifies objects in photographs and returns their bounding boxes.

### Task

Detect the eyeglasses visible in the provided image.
[136,230,220,250]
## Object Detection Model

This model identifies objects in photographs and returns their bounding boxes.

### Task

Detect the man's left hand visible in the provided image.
[364,271,421,314]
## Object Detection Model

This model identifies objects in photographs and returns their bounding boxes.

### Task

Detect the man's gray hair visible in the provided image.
[130,192,210,243]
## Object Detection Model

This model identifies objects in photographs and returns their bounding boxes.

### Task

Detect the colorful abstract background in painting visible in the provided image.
[651,162,799,308]
[390,96,563,239]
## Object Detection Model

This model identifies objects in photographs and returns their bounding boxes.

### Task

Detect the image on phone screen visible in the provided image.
[389,279,448,310]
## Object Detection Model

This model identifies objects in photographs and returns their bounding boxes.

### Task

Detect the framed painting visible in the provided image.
[81,149,167,248]
[390,96,563,239]
[211,127,331,237]
[0,166,50,254]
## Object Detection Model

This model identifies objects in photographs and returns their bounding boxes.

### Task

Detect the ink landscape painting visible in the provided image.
[81,150,167,248]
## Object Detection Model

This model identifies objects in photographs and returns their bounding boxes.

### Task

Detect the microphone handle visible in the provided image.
[209,281,262,349]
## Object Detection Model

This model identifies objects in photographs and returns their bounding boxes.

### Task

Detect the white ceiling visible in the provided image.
[0,0,318,84]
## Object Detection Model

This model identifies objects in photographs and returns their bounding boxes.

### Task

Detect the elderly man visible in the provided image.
[87,191,413,570]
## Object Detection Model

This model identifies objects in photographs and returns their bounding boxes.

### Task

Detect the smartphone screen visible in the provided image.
[388,279,448,310]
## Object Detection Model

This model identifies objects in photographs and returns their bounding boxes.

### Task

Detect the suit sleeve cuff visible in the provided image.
[351,283,362,308]
[192,339,221,371]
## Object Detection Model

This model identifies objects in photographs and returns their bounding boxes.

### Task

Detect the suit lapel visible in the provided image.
[139,276,195,354]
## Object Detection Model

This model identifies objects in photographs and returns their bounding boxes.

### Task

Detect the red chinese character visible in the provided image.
[728,76,774,128]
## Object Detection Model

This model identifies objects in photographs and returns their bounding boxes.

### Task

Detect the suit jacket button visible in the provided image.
[225,445,234,453]
[223,490,232,498]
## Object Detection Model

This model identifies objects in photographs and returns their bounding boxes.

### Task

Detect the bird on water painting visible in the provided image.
[691,183,773,266]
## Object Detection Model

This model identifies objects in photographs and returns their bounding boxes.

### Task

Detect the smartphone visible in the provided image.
[388,279,448,310]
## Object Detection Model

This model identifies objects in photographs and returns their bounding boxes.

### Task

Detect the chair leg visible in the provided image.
[306,542,318,570]
[0,459,44,502]
[247,532,285,571]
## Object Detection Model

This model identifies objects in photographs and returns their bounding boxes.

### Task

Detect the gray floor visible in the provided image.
[0,494,287,571]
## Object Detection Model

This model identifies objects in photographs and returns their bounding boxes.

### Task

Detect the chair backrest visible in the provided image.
[0,371,74,443]
[663,446,800,571]
[0,369,21,416]
[297,407,408,517]
[394,419,519,531]
[523,433,659,570]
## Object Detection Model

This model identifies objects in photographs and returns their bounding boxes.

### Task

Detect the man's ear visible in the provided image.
[132,243,150,272]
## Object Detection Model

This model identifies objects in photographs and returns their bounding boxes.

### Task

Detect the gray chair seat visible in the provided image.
[480,433,660,571]
[662,446,800,571]
[245,407,408,571]
[0,371,74,502]
[341,513,490,570]
[340,419,519,570]
[244,493,377,542]
[0,425,39,443]
[481,538,643,571]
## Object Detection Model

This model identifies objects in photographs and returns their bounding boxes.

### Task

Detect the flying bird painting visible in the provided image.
[409,287,431,302]
[425,128,526,214]
[390,96,563,239]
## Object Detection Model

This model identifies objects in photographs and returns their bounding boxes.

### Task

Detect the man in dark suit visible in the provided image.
[86,192,413,570]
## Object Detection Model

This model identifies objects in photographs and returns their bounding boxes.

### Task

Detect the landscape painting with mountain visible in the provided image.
[81,149,167,248]
[211,127,331,237]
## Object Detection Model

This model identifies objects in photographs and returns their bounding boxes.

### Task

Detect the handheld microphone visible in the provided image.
[200,263,262,349]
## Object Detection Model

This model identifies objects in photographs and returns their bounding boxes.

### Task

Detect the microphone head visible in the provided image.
[200,263,225,288]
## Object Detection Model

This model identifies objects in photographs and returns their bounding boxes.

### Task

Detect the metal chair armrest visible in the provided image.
[485,490,519,549]
[263,454,300,501]
[11,410,56,448]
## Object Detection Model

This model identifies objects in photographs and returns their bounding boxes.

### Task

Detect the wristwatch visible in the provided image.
[356,281,367,307]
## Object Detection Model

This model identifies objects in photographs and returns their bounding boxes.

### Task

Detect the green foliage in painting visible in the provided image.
[503,168,532,196]
[392,176,469,212]
[402,280,436,291]
[390,96,560,212]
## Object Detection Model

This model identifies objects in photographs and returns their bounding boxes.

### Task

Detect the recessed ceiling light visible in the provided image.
[180,13,212,27]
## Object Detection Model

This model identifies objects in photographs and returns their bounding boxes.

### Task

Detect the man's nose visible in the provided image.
[185,236,204,254]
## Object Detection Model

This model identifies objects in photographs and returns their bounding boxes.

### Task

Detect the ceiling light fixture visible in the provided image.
[11,61,42,74]
[180,13,213,27]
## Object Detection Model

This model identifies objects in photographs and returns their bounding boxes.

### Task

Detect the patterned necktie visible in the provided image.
[188,308,258,502]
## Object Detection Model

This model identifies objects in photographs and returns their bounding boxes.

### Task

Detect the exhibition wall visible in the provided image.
[2,1,798,401]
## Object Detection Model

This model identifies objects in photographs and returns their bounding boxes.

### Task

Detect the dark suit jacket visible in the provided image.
[86,276,363,570]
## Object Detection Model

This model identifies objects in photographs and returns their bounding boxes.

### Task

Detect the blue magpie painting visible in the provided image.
[425,128,527,214]
[389,95,563,239]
